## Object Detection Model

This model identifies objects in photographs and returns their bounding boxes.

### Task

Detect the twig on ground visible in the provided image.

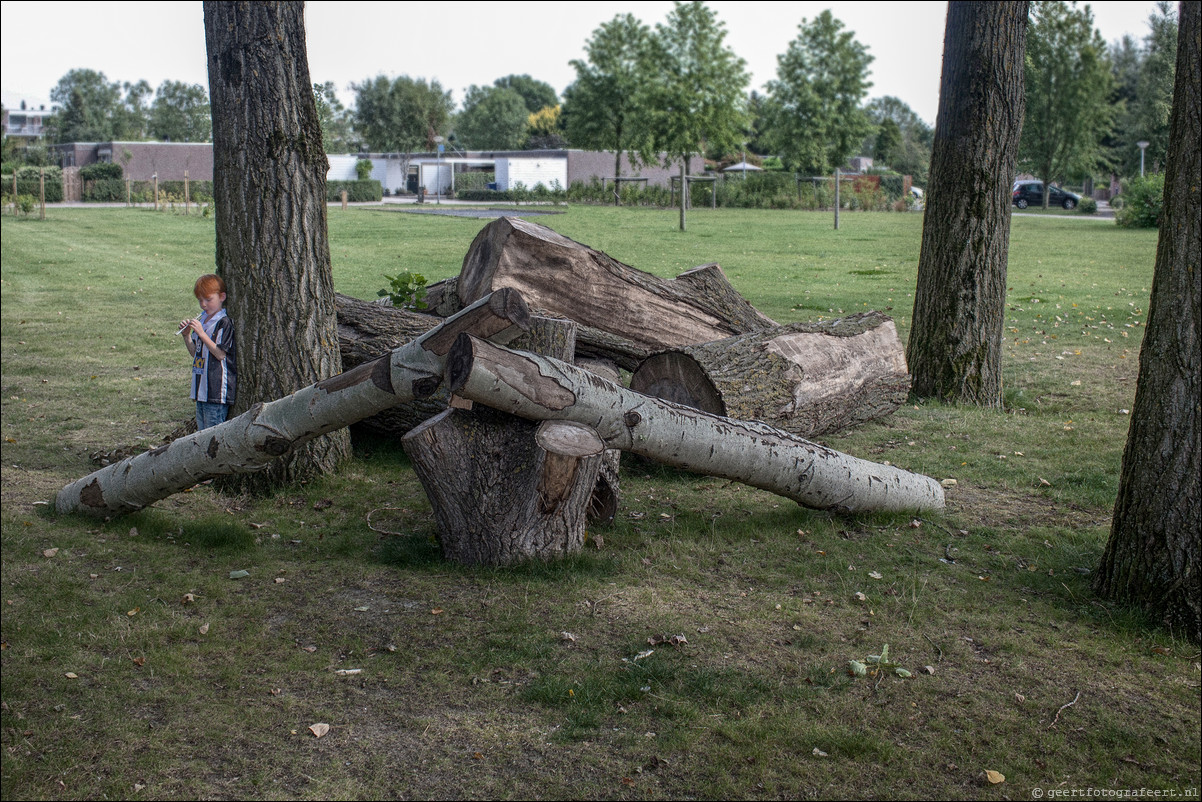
[1047,690,1082,730]
[923,632,944,661]
[366,507,410,536]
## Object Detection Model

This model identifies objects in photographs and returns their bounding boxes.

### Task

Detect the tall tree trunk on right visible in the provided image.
[1095,1,1200,643]
[906,2,1028,406]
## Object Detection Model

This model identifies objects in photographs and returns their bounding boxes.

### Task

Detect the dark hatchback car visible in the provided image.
[1012,180,1080,210]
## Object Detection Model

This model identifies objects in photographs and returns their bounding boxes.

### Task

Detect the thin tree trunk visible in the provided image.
[907,1,1028,406]
[1095,1,1200,642]
[56,291,531,517]
[204,1,350,489]
[447,335,945,514]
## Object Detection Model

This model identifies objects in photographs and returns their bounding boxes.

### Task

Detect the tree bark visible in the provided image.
[447,335,945,514]
[56,291,531,517]
[906,1,1028,406]
[456,216,776,368]
[204,1,350,488]
[1095,1,1200,643]
[631,312,910,438]
[402,318,605,565]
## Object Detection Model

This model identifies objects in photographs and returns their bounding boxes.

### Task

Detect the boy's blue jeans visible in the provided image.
[196,401,231,431]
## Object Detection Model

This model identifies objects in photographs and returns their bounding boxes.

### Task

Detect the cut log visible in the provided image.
[446,334,945,514]
[402,317,604,564]
[456,216,777,368]
[56,290,531,517]
[630,312,911,438]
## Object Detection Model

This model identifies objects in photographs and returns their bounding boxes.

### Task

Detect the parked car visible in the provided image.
[1012,180,1080,210]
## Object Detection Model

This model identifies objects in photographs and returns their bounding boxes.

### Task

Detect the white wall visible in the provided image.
[495,157,567,191]
[327,154,359,181]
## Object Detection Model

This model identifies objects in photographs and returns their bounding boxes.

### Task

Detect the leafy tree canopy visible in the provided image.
[47,69,150,142]
[150,81,211,142]
[493,74,558,116]
[763,10,874,174]
[314,82,356,152]
[353,75,453,153]
[453,85,529,150]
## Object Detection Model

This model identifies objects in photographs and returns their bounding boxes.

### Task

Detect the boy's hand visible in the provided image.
[179,319,199,335]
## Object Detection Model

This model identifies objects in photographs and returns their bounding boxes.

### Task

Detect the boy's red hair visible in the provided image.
[194,274,226,298]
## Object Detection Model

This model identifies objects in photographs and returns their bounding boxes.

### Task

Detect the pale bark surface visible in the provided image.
[57,292,530,517]
[448,335,944,514]
[457,217,776,366]
[1095,1,1200,642]
[907,1,1028,406]
[205,1,350,486]
[632,312,910,437]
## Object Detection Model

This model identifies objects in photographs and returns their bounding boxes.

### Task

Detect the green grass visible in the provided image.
[2,204,1197,800]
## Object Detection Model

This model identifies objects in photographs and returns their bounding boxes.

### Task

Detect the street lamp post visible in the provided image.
[1137,140,1150,177]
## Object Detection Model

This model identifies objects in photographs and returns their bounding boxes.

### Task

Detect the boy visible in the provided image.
[180,274,236,430]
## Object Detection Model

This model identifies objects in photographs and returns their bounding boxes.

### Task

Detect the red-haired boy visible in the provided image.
[180,274,237,430]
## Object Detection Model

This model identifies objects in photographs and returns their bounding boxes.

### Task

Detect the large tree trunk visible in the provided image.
[906,1,1028,406]
[455,216,776,369]
[631,312,910,438]
[1095,1,1200,643]
[204,1,350,488]
[402,318,605,565]
[56,291,531,517]
[446,335,944,514]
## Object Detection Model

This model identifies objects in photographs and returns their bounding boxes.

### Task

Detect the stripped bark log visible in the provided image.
[402,317,604,565]
[456,216,777,369]
[630,312,911,438]
[446,335,945,514]
[55,290,531,517]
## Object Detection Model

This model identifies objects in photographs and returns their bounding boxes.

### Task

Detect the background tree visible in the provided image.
[648,0,749,230]
[492,74,558,116]
[526,104,566,149]
[117,80,153,140]
[453,84,529,150]
[1019,0,1114,206]
[1122,2,1179,175]
[313,81,355,152]
[47,69,124,142]
[763,10,873,175]
[873,118,901,166]
[907,1,1028,406]
[562,13,657,181]
[150,80,211,142]
[352,75,452,153]
[861,96,934,183]
[1095,0,1199,642]
[204,0,350,488]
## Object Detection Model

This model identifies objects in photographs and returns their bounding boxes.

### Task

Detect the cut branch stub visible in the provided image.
[55,289,531,517]
[631,312,911,438]
[446,334,944,515]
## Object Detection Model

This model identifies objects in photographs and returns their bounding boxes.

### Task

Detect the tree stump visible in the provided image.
[401,318,606,565]
[630,312,910,438]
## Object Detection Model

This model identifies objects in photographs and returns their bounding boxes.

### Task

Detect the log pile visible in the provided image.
[60,216,939,568]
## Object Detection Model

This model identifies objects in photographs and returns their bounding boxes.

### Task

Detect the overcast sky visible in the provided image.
[1,1,1167,127]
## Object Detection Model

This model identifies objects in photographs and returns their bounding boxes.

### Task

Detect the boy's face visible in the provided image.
[198,291,226,317]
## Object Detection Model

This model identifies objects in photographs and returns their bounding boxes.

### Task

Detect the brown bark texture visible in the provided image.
[447,335,945,514]
[402,318,604,565]
[56,291,531,517]
[456,216,777,369]
[204,1,350,488]
[906,1,1028,406]
[631,312,910,438]
[1095,1,1201,643]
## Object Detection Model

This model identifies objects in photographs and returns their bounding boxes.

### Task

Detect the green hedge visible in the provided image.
[327,180,382,202]
[2,176,64,203]
[79,162,123,181]
[83,179,126,202]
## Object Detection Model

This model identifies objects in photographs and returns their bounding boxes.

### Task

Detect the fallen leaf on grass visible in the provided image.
[309,723,329,738]
[812,747,828,757]
[274,577,286,584]
[868,571,883,580]
[181,593,195,605]
[132,657,145,667]
[199,623,210,635]
[43,548,59,558]
[127,607,139,617]
[854,592,867,602]
[334,669,362,676]
[229,570,249,579]
[65,672,78,679]
[984,770,1005,784]
[430,608,444,615]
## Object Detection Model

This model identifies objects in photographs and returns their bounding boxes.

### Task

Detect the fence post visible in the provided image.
[153,175,159,211]
[834,168,840,230]
[126,179,131,206]
[39,168,46,220]
[11,173,16,216]
[184,170,190,215]
[341,189,348,211]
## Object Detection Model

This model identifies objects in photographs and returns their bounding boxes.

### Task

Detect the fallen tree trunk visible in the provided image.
[446,335,944,514]
[630,312,911,438]
[456,217,777,366]
[55,290,531,517]
[403,317,605,565]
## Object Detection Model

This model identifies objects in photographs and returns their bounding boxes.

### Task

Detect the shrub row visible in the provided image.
[2,177,64,203]
[327,180,382,202]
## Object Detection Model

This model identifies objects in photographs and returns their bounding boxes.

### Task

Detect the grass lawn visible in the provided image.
[1,204,1197,800]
